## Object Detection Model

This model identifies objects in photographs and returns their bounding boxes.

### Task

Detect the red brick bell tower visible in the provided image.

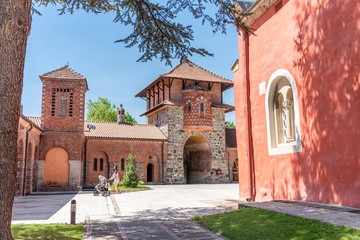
[38,65,88,189]
[40,65,88,131]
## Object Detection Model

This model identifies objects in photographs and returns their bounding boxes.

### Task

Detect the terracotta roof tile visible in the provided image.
[140,100,184,116]
[136,60,233,97]
[162,60,233,84]
[40,65,86,80]
[25,116,42,129]
[21,116,167,140]
[84,121,167,140]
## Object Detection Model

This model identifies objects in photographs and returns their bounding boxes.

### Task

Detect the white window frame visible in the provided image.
[265,69,302,155]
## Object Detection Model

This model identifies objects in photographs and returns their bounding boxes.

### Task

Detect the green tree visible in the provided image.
[122,153,139,188]
[226,121,236,129]
[87,97,138,124]
[87,97,117,122]
[1,1,247,238]
[125,113,137,124]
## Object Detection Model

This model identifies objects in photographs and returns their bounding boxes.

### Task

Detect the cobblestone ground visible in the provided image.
[83,218,227,240]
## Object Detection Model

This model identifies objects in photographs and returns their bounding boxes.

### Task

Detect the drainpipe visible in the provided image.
[242,30,256,202]
[161,141,164,183]
[83,138,88,187]
[226,146,231,182]
[23,122,33,196]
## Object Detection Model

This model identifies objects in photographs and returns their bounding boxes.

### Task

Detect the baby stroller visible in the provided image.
[93,175,111,197]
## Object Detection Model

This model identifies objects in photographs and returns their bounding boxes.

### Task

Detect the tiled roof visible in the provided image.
[25,116,42,129]
[40,65,86,80]
[136,60,233,97]
[140,100,234,116]
[162,60,233,84]
[84,121,167,140]
[212,103,235,113]
[140,100,184,117]
[21,116,167,140]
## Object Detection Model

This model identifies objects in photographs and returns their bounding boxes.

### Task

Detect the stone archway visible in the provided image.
[44,147,69,186]
[183,135,211,184]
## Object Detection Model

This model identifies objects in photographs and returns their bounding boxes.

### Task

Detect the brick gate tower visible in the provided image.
[37,65,88,190]
[136,60,234,184]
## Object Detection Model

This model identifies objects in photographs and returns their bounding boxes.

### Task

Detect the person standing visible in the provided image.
[109,166,120,194]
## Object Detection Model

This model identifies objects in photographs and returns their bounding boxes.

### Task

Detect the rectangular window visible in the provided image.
[58,96,67,117]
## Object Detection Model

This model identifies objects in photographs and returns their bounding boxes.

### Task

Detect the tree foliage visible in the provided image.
[226,121,236,129]
[122,153,140,188]
[87,97,117,122]
[32,0,251,65]
[87,97,137,123]
[125,112,137,124]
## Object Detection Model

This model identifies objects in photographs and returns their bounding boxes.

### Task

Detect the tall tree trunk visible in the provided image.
[0,1,32,239]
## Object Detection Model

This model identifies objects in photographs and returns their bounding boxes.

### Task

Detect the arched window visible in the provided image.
[93,158,97,171]
[265,69,302,155]
[199,102,205,117]
[100,158,104,171]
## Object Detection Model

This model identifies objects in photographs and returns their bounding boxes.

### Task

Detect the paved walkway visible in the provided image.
[12,184,360,239]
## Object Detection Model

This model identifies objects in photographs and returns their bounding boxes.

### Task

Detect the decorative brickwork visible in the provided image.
[182,88,213,131]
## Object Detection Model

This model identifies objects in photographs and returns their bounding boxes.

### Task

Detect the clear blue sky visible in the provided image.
[22,4,239,124]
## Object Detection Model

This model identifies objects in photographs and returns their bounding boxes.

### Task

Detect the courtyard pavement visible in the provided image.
[12,184,360,239]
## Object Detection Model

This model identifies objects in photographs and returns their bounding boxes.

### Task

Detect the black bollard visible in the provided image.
[70,199,76,224]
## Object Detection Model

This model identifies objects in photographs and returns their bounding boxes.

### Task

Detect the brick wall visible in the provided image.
[16,117,41,196]
[182,89,213,130]
[41,78,86,132]
[85,139,167,185]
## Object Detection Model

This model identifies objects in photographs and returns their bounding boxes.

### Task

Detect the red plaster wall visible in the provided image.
[44,147,69,186]
[86,139,167,185]
[235,0,360,207]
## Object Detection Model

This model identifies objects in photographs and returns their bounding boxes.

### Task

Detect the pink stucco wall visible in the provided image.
[235,0,360,207]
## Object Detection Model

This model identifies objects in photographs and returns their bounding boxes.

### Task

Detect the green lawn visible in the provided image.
[194,208,360,240]
[110,184,151,192]
[12,224,83,240]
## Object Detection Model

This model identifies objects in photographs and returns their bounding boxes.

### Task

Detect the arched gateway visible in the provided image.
[183,135,211,184]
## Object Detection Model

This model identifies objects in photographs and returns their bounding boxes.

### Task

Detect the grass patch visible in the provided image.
[194,208,360,240]
[110,183,151,192]
[12,224,83,240]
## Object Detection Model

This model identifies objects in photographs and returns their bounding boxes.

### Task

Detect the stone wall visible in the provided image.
[164,106,229,184]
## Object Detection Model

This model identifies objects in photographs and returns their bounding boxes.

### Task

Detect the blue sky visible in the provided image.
[23,4,239,124]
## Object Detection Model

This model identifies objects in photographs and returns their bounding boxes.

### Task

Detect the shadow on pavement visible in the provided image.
[12,192,78,221]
